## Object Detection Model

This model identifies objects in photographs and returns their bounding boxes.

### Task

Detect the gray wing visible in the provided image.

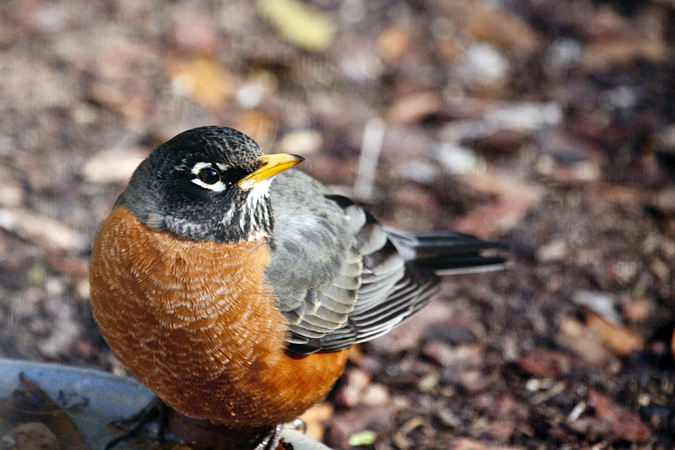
[266,170,505,354]
[265,170,360,351]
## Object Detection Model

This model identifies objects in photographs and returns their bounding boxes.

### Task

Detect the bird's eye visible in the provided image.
[198,167,220,185]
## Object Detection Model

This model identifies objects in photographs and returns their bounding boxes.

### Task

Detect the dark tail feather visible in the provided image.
[414,254,507,274]
[385,228,508,275]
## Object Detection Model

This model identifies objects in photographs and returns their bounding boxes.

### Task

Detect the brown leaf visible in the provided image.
[588,389,651,442]
[430,0,542,55]
[580,37,668,71]
[167,56,235,109]
[89,82,147,122]
[556,317,619,367]
[0,207,86,252]
[454,170,544,239]
[422,342,484,368]
[385,91,444,125]
[377,26,411,65]
[596,183,649,206]
[297,402,333,442]
[518,349,575,378]
[233,109,278,149]
[584,309,644,357]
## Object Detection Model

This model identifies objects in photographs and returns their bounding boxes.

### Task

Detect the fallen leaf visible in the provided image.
[233,109,277,148]
[0,374,89,450]
[556,317,619,368]
[348,430,377,446]
[298,402,334,442]
[422,342,484,368]
[256,0,335,52]
[2,422,59,450]
[392,416,427,450]
[81,148,148,184]
[277,129,323,155]
[433,0,543,55]
[454,170,544,238]
[167,56,235,109]
[588,389,652,442]
[580,37,668,71]
[385,91,444,125]
[89,82,146,122]
[0,207,86,252]
[584,309,644,356]
[377,26,411,64]
[360,383,390,407]
[325,406,396,449]
[518,349,575,378]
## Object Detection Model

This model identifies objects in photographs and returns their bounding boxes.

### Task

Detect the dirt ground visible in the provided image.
[1,0,674,449]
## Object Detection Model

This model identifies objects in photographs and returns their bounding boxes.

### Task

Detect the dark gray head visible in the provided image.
[117,126,303,242]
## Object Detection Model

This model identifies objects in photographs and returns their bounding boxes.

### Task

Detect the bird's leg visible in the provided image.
[167,415,285,450]
[251,420,305,449]
[104,396,169,450]
[109,402,296,450]
[252,423,282,450]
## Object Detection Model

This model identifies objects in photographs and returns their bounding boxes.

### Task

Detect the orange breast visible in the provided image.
[89,206,349,427]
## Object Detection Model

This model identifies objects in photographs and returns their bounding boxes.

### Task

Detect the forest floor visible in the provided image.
[0,0,674,449]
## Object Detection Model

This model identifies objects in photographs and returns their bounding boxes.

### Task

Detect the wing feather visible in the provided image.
[265,170,505,354]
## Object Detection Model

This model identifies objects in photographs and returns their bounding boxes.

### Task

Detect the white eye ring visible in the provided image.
[190,162,226,192]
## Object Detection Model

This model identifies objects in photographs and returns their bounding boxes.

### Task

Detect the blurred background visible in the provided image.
[0,0,674,448]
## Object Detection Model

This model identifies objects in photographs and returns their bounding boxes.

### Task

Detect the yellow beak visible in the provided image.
[237,153,304,190]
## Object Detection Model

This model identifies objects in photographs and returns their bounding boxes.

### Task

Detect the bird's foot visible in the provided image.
[169,415,283,450]
[104,396,169,450]
[283,418,306,434]
[106,400,295,450]
[253,424,282,450]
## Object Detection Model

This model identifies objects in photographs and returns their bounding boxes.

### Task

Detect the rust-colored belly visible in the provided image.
[89,206,348,427]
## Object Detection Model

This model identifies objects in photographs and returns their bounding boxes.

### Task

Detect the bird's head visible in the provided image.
[119,126,303,243]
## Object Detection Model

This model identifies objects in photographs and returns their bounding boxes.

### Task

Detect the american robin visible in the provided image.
[89,126,505,449]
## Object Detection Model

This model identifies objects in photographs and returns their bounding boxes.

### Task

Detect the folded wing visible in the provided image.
[266,171,506,354]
